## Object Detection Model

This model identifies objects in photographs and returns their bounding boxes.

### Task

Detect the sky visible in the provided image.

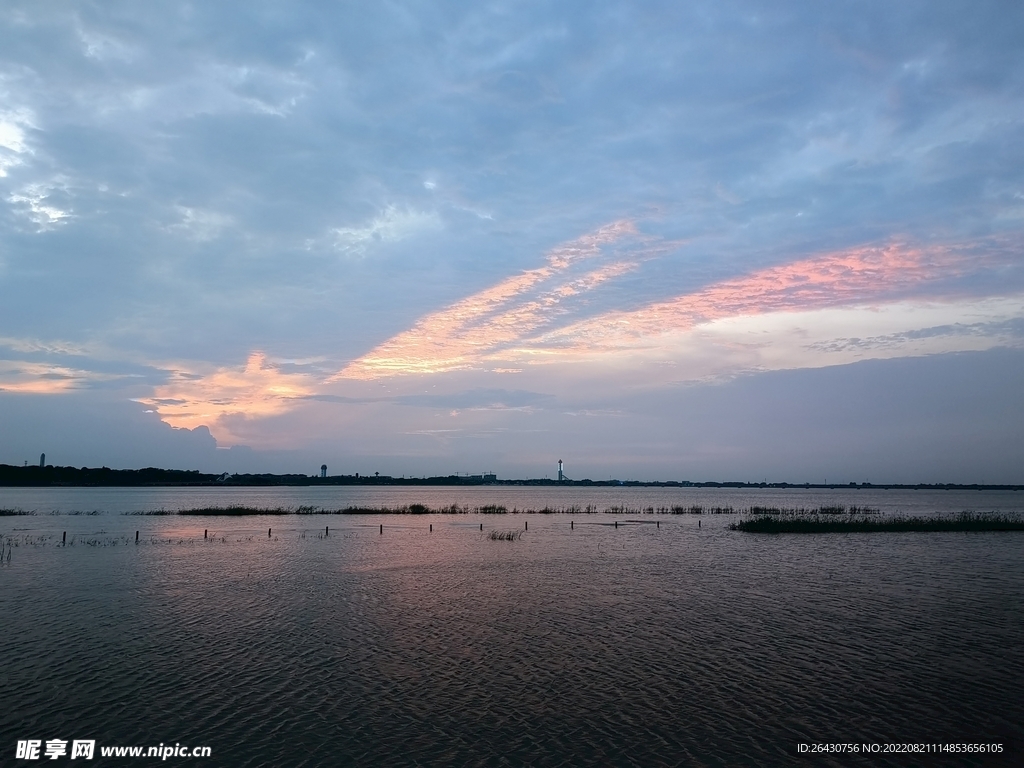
[1,0,1022,482]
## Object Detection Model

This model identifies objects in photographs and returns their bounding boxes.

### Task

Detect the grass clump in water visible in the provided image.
[670,505,735,515]
[340,504,473,515]
[746,505,878,516]
[488,530,523,541]
[179,506,295,516]
[731,511,1024,533]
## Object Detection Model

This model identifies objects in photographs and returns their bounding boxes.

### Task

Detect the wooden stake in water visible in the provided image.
[380,524,383,535]
[571,520,574,529]
[525,520,528,531]
[268,528,272,538]
[325,526,329,537]
[615,521,618,529]
[429,524,432,532]
[480,523,483,531]
[62,531,66,544]
[657,520,660,528]
[204,529,208,539]
[135,530,139,543]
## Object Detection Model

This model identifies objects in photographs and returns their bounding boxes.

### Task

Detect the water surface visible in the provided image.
[3,488,1022,766]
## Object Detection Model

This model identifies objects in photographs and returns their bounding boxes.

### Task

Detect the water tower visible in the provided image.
[558,459,563,482]
[320,464,327,478]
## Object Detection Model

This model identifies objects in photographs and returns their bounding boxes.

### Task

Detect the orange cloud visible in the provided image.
[140,352,315,440]
[0,361,118,393]
[116,233,1019,444]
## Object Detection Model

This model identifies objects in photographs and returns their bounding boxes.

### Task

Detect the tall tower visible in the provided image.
[558,459,563,482]
[40,453,45,468]
[320,464,327,478]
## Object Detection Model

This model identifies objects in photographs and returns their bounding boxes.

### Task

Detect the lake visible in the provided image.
[3,487,1022,766]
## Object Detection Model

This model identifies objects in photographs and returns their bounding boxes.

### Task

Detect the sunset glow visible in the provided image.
[140,353,315,441]
[339,237,1020,378]
[1,1,1021,481]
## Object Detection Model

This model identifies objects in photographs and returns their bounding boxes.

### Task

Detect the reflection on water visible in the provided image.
[2,490,1023,766]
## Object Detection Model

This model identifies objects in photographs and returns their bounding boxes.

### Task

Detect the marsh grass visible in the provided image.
[37,503,892,518]
[164,503,608,515]
[670,505,735,514]
[488,530,523,541]
[338,504,471,514]
[107,504,928,521]
[607,505,681,514]
[177,506,296,516]
[1,509,102,516]
[746,505,878,516]
[731,511,1024,533]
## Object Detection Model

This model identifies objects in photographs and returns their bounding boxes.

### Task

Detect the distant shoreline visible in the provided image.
[1,464,1021,490]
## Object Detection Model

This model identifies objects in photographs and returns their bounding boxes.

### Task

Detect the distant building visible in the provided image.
[558,459,564,482]
[483,473,497,482]
[320,464,327,478]
[40,453,45,468]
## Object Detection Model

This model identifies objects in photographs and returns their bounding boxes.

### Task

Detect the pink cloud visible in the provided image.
[336,220,647,378]
[340,233,1018,377]
[539,240,1003,351]
[136,232,1018,445]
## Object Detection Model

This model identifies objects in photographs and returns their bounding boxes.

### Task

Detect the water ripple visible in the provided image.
[2,514,1022,766]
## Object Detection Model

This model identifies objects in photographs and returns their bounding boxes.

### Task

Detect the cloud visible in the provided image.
[651,294,1024,385]
[0,360,120,393]
[534,239,1020,355]
[166,206,234,241]
[77,59,311,124]
[77,26,137,63]
[8,180,73,230]
[0,336,92,356]
[331,206,441,255]
[138,352,316,443]
[336,220,655,377]
[0,391,225,472]
[806,317,1024,354]
[338,228,1024,379]
[394,388,551,410]
[0,107,34,177]
[1,2,1023,476]
[300,387,550,410]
